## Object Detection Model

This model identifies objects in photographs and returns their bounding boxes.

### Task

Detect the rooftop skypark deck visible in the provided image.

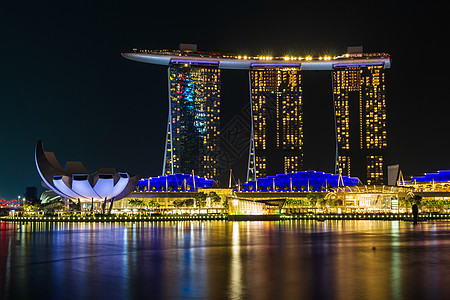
[122,49,391,70]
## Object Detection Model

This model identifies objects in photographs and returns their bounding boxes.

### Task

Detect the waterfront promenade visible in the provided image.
[2,212,450,222]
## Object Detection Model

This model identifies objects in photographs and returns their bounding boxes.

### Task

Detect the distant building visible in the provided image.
[333,47,388,184]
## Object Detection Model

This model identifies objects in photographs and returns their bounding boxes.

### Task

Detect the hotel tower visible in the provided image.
[162,45,221,181]
[333,48,387,184]
[248,67,303,180]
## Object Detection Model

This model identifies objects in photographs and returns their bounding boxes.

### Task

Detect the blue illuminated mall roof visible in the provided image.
[406,170,450,183]
[136,173,214,192]
[240,171,360,192]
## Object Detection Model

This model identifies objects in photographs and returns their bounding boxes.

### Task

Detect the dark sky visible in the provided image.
[1,0,448,199]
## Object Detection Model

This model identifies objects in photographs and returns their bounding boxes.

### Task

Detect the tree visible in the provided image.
[329,197,342,208]
[307,193,319,207]
[173,199,184,208]
[222,198,229,209]
[319,197,328,212]
[208,192,221,206]
[23,203,41,212]
[128,198,146,213]
[145,200,160,211]
[412,195,422,206]
[184,199,194,207]
[403,194,423,210]
[194,192,207,208]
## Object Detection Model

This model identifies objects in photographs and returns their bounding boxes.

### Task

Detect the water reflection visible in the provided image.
[2,220,450,299]
[229,222,242,299]
[391,221,402,300]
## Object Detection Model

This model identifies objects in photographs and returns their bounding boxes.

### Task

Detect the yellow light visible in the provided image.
[243,56,247,59]
[284,56,290,61]
[238,56,242,59]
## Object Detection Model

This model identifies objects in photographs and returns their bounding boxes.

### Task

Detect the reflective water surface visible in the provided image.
[1,220,450,299]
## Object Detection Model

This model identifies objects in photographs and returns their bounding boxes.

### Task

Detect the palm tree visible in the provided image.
[307,193,319,212]
[194,192,207,208]
[319,197,328,213]
[128,198,145,213]
[208,192,221,207]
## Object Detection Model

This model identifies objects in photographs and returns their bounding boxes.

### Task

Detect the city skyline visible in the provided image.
[1,0,449,198]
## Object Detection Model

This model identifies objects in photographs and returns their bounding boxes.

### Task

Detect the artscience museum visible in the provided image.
[35,140,138,211]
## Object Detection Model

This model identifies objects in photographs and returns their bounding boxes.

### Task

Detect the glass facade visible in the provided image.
[164,64,221,181]
[249,67,303,178]
[333,65,387,184]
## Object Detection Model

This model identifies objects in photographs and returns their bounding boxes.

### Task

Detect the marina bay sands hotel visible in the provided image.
[122,45,391,185]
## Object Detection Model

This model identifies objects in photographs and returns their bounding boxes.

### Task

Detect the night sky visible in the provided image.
[1,0,448,199]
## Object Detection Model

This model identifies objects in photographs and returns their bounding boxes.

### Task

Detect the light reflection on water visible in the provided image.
[2,220,450,299]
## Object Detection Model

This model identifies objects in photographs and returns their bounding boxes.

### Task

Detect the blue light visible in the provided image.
[238,170,359,192]
[136,173,214,192]
[406,170,450,183]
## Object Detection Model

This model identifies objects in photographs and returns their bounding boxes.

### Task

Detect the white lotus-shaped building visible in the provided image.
[35,140,138,209]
